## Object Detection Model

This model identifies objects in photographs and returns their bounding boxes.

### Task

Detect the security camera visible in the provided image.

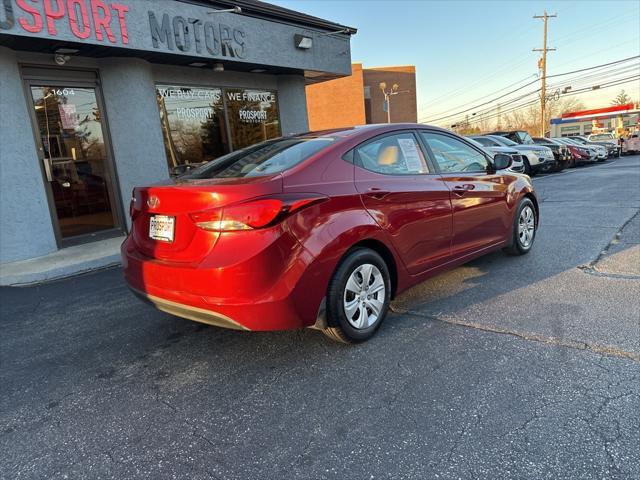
[54,54,70,66]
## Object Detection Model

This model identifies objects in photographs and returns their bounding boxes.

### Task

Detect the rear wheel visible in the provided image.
[503,198,537,256]
[323,248,391,344]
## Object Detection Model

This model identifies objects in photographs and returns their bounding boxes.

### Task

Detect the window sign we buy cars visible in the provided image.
[0,0,352,74]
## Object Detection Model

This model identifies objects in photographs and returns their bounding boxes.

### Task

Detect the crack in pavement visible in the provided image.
[577,209,640,279]
[390,307,640,362]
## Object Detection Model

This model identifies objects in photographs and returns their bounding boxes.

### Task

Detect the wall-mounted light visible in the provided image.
[208,6,242,14]
[294,34,313,50]
[189,62,207,67]
[251,68,267,73]
[213,63,224,72]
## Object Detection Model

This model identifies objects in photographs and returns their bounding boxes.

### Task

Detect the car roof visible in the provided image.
[485,130,525,135]
[294,123,452,139]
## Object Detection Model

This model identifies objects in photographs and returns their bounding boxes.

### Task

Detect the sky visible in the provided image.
[272,0,640,127]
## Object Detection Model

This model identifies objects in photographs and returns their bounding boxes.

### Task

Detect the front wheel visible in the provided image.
[503,198,537,256]
[323,248,391,343]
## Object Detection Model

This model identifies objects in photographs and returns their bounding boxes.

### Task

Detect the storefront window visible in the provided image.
[225,89,281,150]
[156,86,281,176]
[156,85,229,176]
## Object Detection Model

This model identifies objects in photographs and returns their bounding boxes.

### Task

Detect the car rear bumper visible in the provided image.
[121,231,319,332]
[129,287,249,330]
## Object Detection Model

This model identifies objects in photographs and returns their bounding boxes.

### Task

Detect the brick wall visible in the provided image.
[363,66,417,124]
[305,63,366,131]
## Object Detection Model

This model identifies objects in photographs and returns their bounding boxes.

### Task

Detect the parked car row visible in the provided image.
[466,131,557,175]
[466,129,619,176]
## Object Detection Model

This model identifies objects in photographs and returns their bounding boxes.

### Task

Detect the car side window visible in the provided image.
[420,132,489,173]
[355,132,430,175]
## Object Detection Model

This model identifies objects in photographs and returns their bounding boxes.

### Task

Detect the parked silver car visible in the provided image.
[587,133,620,157]
[569,135,613,160]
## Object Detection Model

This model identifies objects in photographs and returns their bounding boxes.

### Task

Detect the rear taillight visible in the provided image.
[190,194,327,232]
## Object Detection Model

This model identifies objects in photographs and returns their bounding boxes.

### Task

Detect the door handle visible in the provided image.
[366,187,390,200]
[452,184,475,195]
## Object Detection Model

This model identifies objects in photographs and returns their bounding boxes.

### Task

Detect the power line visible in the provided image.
[419,74,538,119]
[460,75,640,128]
[443,68,639,129]
[419,55,640,124]
[548,63,640,91]
[420,79,541,123]
[547,55,639,79]
[418,56,534,111]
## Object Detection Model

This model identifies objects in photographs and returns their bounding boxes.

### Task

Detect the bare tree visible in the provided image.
[502,97,585,134]
[611,90,632,105]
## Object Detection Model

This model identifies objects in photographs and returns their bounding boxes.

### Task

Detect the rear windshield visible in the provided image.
[183,137,335,179]
[518,131,535,145]
[469,137,495,147]
[491,136,518,147]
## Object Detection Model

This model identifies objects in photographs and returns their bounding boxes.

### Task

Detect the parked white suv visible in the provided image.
[480,135,554,175]
[466,136,525,173]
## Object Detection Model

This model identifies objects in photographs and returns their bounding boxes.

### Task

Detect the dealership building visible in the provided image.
[0,0,355,282]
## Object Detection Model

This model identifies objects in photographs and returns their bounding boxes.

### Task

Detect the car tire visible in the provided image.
[323,248,391,344]
[503,198,537,256]
[523,157,533,176]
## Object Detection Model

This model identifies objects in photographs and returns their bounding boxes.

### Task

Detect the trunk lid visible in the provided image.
[131,175,283,262]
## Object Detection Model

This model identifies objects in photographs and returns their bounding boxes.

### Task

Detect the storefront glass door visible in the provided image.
[29,85,118,240]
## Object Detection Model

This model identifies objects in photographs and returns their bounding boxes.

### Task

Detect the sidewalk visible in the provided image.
[0,236,124,286]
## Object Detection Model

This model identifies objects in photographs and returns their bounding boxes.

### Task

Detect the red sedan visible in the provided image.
[122,124,538,343]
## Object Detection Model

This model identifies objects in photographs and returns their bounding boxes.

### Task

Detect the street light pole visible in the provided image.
[379,82,401,124]
[386,91,391,124]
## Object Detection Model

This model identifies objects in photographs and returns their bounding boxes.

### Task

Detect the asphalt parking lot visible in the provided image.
[1,156,639,480]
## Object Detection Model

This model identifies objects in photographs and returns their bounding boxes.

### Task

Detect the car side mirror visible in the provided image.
[493,153,512,171]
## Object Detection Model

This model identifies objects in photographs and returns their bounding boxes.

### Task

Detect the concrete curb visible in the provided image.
[0,236,125,286]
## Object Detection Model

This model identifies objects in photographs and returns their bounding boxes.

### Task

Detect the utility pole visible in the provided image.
[496,103,502,130]
[533,11,556,137]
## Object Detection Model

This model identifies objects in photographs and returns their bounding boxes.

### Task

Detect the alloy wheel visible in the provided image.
[518,205,535,248]
[343,263,386,329]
